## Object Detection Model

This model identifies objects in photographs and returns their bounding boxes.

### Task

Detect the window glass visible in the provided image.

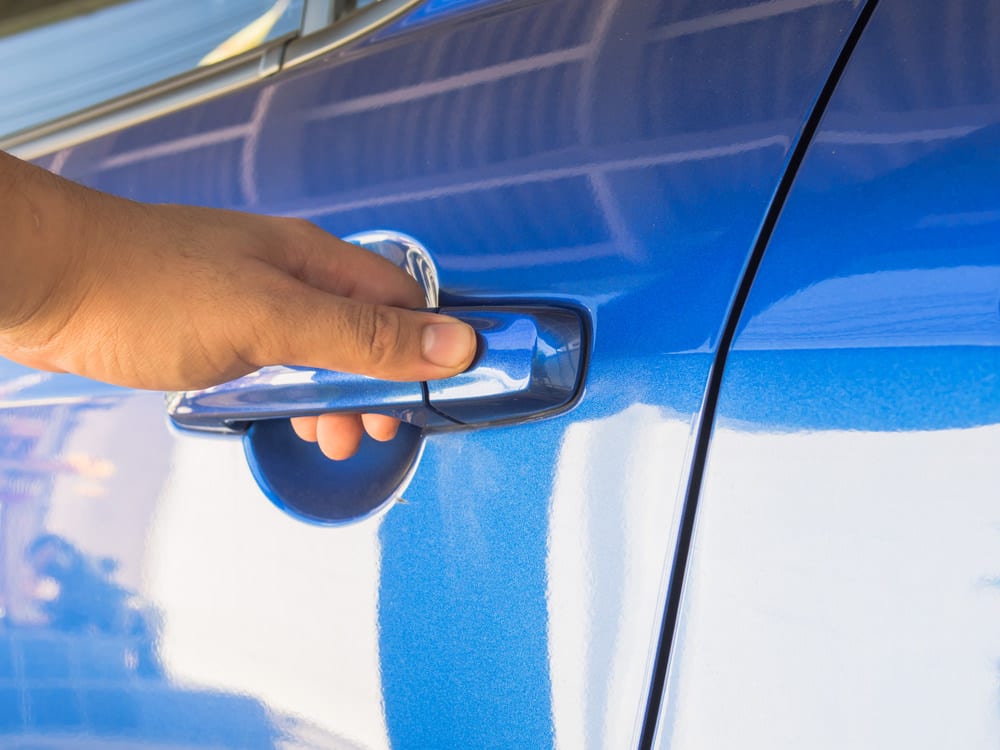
[0,0,305,137]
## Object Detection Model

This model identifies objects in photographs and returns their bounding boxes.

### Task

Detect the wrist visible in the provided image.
[0,153,101,345]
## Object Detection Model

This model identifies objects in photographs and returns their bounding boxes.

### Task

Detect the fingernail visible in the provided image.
[421,321,475,368]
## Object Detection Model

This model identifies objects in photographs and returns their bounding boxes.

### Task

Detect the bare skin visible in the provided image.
[0,150,476,459]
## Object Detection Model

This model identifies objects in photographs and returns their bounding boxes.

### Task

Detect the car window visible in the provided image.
[0,0,306,138]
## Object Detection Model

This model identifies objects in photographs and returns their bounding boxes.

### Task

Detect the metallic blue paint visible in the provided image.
[1,0,869,745]
[659,1,1000,747]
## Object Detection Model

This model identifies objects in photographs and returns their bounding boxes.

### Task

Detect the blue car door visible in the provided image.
[658,1,1000,747]
[0,0,869,745]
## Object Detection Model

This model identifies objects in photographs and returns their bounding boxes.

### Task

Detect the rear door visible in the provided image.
[658,1,1000,747]
[0,0,866,745]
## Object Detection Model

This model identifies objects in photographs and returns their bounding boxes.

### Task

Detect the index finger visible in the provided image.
[272,220,427,308]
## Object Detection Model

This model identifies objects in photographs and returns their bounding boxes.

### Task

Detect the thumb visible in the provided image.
[247,281,477,381]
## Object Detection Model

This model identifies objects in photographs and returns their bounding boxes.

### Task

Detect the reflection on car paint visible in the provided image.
[659,1,1000,747]
[11,0,865,745]
[0,396,288,745]
[548,404,694,747]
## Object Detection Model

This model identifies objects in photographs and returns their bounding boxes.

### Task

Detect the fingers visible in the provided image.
[275,223,427,308]
[291,413,401,459]
[246,279,477,382]
[252,222,464,461]
[361,413,400,442]
[316,413,364,460]
[290,416,318,442]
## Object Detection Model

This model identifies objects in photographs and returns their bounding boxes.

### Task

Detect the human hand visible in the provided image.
[0,152,476,459]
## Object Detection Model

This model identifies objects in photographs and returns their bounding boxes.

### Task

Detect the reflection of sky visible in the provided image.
[548,405,692,749]
[150,432,390,747]
[660,424,1000,749]
[0,358,126,406]
[0,0,304,136]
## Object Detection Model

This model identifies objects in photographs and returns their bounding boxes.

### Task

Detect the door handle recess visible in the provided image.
[167,305,584,434]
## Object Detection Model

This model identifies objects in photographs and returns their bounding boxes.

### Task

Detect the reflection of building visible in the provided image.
[0,396,284,747]
[0,630,279,746]
[0,403,98,625]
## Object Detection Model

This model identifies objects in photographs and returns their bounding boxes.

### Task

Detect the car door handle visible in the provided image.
[167,305,584,434]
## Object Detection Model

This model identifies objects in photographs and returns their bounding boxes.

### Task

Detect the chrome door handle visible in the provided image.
[167,305,584,434]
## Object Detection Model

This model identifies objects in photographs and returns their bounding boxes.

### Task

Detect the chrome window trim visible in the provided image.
[1,0,423,161]
[301,0,336,33]
[283,0,422,70]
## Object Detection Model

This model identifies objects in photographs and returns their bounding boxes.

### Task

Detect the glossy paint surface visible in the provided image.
[658,1,1000,747]
[2,0,862,745]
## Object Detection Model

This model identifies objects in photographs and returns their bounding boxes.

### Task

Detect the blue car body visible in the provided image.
[0,0,997,747]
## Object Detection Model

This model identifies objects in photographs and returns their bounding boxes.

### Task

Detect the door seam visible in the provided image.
[637,1,882,746]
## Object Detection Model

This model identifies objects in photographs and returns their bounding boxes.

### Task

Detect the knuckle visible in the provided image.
[287,217,324,243]
[238,288,292,366]
[356,304,402,368]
